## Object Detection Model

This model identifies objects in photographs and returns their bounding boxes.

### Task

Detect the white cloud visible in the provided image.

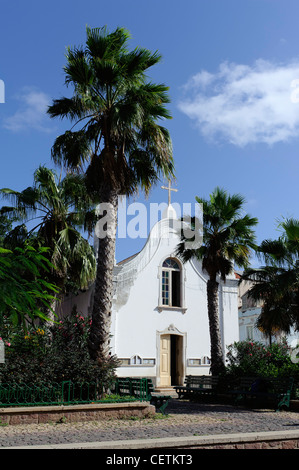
[3,87,53,133]
[179,59,299,147]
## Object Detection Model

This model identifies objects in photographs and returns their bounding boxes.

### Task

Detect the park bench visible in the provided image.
[230,376,294,412]
[114,377,172,414]
[147,380,173,415]
[174,375,221,400]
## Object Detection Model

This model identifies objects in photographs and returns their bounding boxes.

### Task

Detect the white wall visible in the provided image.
[112,216,239,380]
[56,211,240,383]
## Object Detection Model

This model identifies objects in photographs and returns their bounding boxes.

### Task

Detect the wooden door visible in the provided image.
[160,334,171,386]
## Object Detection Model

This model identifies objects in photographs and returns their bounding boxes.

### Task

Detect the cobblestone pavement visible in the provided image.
[0,400,299,447]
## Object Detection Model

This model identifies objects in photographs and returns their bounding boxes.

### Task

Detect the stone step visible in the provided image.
[153,387,178,397]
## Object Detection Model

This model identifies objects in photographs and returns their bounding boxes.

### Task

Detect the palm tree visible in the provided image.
[242,266,295,344]
[0,212,14,246]
[47,26,174,364]
[242,218,299,343]
[176,187,258,375]
[0,165,96,314]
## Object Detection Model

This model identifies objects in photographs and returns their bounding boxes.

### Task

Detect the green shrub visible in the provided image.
[225,340,299,379]
[0,313,119,392]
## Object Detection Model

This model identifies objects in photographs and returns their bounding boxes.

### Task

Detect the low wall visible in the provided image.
[0,402,155,425]
[61,430,299,450]
[5,431,299,450]
[177,431,299,449]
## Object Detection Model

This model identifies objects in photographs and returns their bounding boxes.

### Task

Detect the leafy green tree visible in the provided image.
[0,244,58,327]
[47,26,174,364]
[242,218,299,342]
[176,187,257,375]
[0,166,96,314]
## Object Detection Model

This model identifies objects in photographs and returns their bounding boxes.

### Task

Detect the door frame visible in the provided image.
[156,324,186,387]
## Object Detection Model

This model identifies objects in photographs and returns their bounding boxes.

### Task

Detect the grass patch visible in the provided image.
[100,394,137,403]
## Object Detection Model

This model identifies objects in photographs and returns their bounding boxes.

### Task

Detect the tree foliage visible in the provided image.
[47,25,174,364]
[226,340,298,379]
[0,166,96,295]
[176,187,258,375]
[0,244,58,326]
[48,26,174,198]
[241,218,299,339]
[0,311,118,387]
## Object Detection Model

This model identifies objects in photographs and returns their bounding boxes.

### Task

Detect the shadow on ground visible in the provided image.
[165,398,285,415]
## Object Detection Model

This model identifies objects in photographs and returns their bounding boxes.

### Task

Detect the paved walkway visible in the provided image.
[0,399,298,448]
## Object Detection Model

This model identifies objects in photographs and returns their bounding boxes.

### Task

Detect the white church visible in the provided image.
[57,187,240,388]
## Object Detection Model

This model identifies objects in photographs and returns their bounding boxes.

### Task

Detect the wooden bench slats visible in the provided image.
[115,375,294,412]
[174,375,220,399]
[230,376,294,411]
[174,375,294,411]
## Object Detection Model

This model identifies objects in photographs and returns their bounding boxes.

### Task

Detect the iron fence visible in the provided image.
[112,377,151,400]
[0,380,139,407]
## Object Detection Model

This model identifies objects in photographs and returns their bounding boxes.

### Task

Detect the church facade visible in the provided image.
[110,205,239,386]
[58,203,240,387]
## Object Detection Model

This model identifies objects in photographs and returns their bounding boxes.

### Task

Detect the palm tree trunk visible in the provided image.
[88,189,118,365]
[47,277,64,335]
[206,278,225,376]
[47,297,57,323]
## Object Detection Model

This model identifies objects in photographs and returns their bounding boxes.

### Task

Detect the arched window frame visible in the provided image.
[158,257,186,313]
[130,355,142,365]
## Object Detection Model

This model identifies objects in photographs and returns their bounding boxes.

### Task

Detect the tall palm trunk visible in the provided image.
[206,278,225,375]
[47,276,64,327]
[88,189,118,364]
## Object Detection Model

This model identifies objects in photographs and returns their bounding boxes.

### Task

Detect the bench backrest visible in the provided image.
[232,376,294,394]
[184,375,219,389]
[182,375,295,395]
[266,377,294,394]
[114,377,153,400]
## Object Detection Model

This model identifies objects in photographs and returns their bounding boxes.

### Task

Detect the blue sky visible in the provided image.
[1,0,299,264]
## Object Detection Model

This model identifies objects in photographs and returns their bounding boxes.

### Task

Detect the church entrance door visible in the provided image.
[160,334,171,387]
[159,334,183,387]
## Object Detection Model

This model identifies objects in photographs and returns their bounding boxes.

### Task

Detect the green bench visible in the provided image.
[113,377,139,397]
[230,376,294,412]
[114,377,172,414]
[146,380,173,415]
[174,375,220,400]
[174,374,295,411]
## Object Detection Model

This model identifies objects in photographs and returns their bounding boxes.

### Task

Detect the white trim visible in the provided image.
[157,305,187,314]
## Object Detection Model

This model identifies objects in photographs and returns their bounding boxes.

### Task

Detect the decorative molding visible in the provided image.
[157,305,187,314]
[157,324,186,337]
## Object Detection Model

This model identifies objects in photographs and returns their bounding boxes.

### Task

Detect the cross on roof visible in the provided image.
[161,180,178,205]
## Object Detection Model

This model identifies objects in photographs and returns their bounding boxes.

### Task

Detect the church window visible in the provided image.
[188,359,201,366]
[202,356,211,365]
[119,358,130,366]
[130,355,142,365]
[246,325,254,340]
[161,258,181,307]
[143,359,155,365]
[118,357,155,366]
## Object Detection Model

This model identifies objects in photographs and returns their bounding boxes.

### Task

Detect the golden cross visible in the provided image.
[161,180,178,205]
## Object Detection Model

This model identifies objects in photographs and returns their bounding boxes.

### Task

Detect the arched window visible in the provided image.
[130,355,142,365]
[202,356,211,365]
[161,258,181,307]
